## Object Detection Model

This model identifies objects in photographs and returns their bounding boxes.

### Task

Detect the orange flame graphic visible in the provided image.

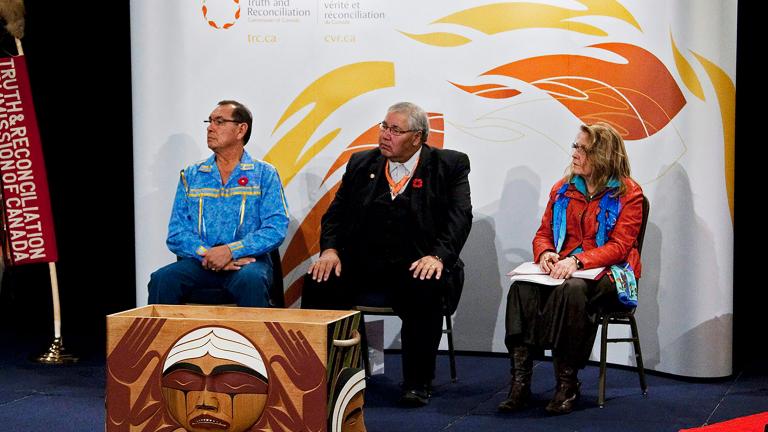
[281,114,445,306]
[448,83,521,100]
[452,43,686,140]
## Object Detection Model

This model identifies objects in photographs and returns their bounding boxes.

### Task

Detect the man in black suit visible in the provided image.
[302,102,472,407]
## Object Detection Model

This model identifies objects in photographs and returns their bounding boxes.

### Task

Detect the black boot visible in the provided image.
[399,382,431,407]
[498,346,533,412]
[546,357,580,415]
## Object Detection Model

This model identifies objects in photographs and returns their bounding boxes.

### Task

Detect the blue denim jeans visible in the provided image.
[147,256,272,307]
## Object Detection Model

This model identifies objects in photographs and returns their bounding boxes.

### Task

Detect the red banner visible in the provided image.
[0,55,58,265]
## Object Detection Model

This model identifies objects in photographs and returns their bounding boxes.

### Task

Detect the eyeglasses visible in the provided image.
[204,117,242,126]
[379,122,420,137]
[571,142,591,154]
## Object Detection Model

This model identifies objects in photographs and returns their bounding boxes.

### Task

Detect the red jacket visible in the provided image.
[532,177,644,278]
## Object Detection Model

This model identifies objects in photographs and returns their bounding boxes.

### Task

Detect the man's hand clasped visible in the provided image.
[202,245,255,271]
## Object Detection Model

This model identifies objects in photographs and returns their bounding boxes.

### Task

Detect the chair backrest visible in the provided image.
[268,248,285,307]
[636,195,650,256]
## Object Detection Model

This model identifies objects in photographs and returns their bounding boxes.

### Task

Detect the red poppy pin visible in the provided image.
[238,176,249,186]
[412,178,423,188]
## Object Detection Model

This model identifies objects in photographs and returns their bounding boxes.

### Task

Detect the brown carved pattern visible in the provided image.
[106,317,179,432]
[249,322,326,432]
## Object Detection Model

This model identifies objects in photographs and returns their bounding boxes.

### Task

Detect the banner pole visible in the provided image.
[36,262,77,364]
[49,262,61,339]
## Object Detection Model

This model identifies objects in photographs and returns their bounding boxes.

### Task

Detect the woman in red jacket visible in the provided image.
[499,123,644,415]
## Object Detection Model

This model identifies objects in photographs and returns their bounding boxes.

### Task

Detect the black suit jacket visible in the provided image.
[320,144,473,311]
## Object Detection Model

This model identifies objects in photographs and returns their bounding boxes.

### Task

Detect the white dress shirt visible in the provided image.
[388,149,420,198]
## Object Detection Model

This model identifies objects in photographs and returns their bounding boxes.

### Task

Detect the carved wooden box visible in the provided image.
[106,305,362,432]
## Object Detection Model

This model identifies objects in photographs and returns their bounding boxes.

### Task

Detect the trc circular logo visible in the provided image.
[202,0,241,29]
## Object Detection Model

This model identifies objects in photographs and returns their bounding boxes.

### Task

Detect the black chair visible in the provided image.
[354,297,457,382]
[183,248,285,307]
[596,195,650,407]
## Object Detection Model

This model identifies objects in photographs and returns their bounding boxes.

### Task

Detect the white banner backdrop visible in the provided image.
[131,0,736,377]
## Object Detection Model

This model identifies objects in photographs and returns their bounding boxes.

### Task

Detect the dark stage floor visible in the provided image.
[1,334,766,432]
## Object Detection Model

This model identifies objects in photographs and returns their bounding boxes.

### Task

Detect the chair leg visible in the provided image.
[444,313,457,382]
[598,315,610,407]
[358,314,371,377]
[628,315,648,396]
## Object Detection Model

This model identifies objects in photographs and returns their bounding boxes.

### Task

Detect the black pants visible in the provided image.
[504,276,626,368]
[302,266,444,388]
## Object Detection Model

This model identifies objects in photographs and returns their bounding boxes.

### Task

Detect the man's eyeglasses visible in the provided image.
[204,117,242,126]
[571,142,591,154]
[379,122,419,137]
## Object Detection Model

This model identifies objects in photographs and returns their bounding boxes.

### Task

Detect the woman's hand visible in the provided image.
[538,251,560,273]
[550,256,578,279]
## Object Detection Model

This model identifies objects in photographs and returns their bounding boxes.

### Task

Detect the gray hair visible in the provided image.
[387,102,429,144]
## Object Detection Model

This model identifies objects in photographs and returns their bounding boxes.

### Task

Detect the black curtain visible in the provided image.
[0,2,135,358]
[733,3,758,369]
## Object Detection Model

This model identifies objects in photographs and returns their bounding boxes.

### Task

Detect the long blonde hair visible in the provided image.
[567,123,632,196]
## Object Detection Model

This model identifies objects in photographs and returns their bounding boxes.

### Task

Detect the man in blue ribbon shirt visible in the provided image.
[148,100,289,307]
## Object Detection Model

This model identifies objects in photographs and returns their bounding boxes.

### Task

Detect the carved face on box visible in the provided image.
[331,368,367,432]
[161,327,269,432]
[341,391,367,432]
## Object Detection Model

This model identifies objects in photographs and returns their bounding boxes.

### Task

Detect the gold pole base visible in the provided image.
[35,337,79,364]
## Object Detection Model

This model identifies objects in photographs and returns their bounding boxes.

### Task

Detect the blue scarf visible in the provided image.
[552,176,638,307]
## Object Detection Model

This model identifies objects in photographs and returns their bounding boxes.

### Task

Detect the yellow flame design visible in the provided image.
[692,51,735,223]
[671,32,705,101]
[402,0,641,46]
[398,31,472,47]
[264,61,395,185]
